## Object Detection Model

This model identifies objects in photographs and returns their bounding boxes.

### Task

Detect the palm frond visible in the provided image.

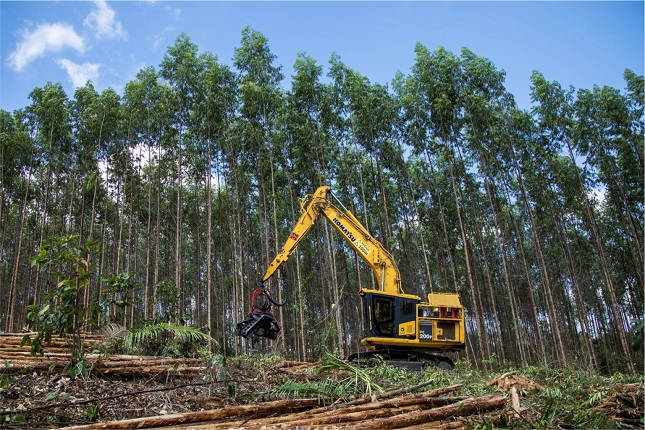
[99,323,128,343]
[123,322,212,351]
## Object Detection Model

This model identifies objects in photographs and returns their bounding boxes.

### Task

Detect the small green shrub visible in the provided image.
[123,321,213,357]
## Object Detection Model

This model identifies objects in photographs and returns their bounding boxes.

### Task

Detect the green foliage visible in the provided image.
[271,379,347,400]
[631,320,643,351]
[316,353,384,397]
[23,235,100,369]
[123,321,213,357]
[0,370,9,388]
[85,405,100,422]
[511,366,644,429]
[153,281,181,323]
[101,272,139,325]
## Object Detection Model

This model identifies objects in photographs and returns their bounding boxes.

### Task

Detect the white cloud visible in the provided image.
[147,26,176,50]
[8,23,85,72]
[57,59,100,88]
[165,6,182,20]
[84,0,127,41]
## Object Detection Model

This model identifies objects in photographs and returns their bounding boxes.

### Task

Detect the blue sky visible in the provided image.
[1,1,643,114]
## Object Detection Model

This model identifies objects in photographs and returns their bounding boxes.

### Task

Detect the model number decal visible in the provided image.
[354,239,371,256]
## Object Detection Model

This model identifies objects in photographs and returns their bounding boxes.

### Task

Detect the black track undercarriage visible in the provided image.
[346,348,454,371]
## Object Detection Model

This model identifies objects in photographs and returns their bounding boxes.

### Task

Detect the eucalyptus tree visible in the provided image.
[233,26,286,352]
[160,33,203,323]
[498,104,569,366]
[458,48,527,365]
[90,88,124,317]
[70,83,100,243]
[531,72,634,370]
[122,66,172,322]
[11,83,74,331]
[190,51,237,348]
[402,43,491,365]
[284,52,330,358]
[70,83,107,322]
[572,74,643,370]
[0,109,34,331]
[574,79,643,298]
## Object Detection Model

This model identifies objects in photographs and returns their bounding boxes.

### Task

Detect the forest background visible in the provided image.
[1,26,643,374]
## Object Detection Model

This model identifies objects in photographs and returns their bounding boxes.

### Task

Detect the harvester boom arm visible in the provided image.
[262,186,403,295]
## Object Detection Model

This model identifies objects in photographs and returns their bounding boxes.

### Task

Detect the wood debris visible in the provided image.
[486,370,543,420]
[592,382,644,425]
[1,334,509,428]
[487,370,544,392]
[65,384,507,429]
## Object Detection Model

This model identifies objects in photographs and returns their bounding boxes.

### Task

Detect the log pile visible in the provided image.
[64,383,508,429]
[0,333,205,378]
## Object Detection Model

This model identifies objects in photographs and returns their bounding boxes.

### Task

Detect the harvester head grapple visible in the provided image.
[235,287,282,340]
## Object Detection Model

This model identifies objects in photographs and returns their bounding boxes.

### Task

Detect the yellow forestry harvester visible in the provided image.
[236,186,465,369]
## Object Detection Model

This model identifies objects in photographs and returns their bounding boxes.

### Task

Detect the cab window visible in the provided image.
[373,297,394,336]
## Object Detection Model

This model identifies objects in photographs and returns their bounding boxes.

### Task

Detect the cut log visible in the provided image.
[325,382,462,411]
[64,398,320,430]
[179,388,468,429]
[344,394,507,430]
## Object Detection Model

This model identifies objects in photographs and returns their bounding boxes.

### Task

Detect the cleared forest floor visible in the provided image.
[0,333,642,429]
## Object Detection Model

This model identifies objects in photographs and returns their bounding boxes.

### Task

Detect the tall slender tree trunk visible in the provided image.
[288,187,307,361]
[502,177,547,365]
[175,129,184,325]
[32,126,55,314]
[510,145,567,366]
[444,142,488,365]
[206,137,213,349]
[483,178,527,366]
[144,142,153,320]
[267,150,286,353]
[152,140,162,320]
[7,148,34,332]
[564,141,634,370]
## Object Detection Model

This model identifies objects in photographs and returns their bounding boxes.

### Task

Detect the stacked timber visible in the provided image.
[0,333,205,377]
